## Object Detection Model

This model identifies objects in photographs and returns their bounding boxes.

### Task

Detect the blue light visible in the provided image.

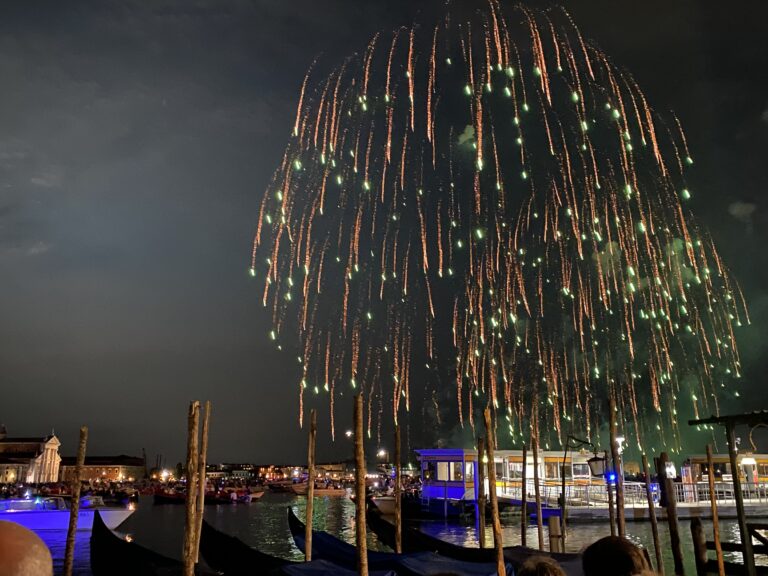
[607,472,616,483]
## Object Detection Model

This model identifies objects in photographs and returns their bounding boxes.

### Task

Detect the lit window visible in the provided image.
[436,462,450,481]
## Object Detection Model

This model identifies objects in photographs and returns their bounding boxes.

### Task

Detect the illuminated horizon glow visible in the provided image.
[253,1,747,454]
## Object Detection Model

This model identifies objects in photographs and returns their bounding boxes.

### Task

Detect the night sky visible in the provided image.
[1,0,766,466]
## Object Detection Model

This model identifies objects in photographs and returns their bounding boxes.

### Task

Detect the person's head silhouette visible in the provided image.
[0,521,53,576]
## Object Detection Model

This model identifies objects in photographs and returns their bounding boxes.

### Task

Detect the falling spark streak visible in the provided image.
[254,5,746,453]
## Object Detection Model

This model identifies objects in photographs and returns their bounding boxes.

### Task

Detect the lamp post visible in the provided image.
[560,435,606,548]
[615,435,626,480]
[377,448,389,477]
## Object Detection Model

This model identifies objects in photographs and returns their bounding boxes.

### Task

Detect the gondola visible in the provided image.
[287,507,515,576]
[365,503,585,575]
[201,519,402,576]
[90,510,217,576]
[200,519,296,575]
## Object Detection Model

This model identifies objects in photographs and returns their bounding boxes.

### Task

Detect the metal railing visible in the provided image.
[494,478,768,508]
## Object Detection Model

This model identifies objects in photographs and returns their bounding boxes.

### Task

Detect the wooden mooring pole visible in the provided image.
[354,394,369,576]
[394,422,402,554]
[305,409,317,561]
[63,426,88,576]
[193,400,210,563]
[608,397,626,537]
[548,516,563,553]
[183,401,200,576]
[706,444,725,576]
[477,435,487,549]
[521,444,528,546]
[691,518,708,576]
[533,425,544,550]
[606,450,616,537]
[725,423,756,576]
[483,408,505,576]
[642,453,664,575]
[658,451,685,575]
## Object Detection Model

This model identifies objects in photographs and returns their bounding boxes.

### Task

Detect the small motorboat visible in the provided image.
[267,480,296,493]
[370,495,396,515]
[0,495,134,531]
[154,488,261,505]
[291,483,349,497]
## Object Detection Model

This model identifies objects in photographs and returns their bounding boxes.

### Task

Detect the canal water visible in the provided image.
[39,493,750,575]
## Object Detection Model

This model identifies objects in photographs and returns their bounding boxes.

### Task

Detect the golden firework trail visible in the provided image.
[252,3,747,453]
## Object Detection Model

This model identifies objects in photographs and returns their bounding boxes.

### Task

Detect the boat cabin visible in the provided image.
[686,453,768,483]
[416,447,606,503]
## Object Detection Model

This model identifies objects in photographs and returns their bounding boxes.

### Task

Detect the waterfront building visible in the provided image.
[0,426,62,484]
[59,455,146,483]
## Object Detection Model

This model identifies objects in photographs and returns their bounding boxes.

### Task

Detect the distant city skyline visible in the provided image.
[1,0,766,463]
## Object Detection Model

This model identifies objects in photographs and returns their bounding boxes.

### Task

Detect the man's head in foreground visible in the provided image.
[0,521,53,576]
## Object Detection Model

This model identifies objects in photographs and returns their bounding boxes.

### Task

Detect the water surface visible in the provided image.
[37,493,752,575]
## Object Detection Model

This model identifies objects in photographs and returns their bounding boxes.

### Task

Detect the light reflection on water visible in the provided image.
[34,494,760,575]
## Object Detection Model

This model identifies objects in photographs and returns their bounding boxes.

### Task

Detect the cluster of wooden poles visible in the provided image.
[58,395,734,576]
[296,394,705,576]
[300,394,731,576]
[297,395,510,576]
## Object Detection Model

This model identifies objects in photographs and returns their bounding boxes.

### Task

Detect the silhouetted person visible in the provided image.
[582,536,651,576]
[0,520,53,575]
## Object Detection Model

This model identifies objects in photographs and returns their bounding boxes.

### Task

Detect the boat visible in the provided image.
[90,510,217,575]
[371,495,396,515]
[0,496,134,530]
[290,483,349,497]
[287,506,401,569]
[154,488,260,505]
[246,489,266,501]
[267,480,296,493]
[199,518,295,575]
[287,507,514,575]
[366,504,584,575]
[369,495,444,518]
[153,491,187,505]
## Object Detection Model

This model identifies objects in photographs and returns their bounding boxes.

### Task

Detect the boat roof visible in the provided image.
[415,448,588,458]
[415,449,476,458]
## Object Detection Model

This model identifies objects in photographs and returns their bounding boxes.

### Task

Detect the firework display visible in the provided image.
[252,2,747,452]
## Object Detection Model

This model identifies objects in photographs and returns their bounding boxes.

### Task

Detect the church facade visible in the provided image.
[0,426,62,484]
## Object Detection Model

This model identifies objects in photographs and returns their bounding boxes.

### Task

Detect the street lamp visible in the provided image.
[615,435,626,481]
[560,435,606,547]
[377,448,389,474]
[345,430,353,439]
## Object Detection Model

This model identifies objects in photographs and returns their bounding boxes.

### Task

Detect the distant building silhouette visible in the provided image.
[0,425,61,483]
[59,455,146,483]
